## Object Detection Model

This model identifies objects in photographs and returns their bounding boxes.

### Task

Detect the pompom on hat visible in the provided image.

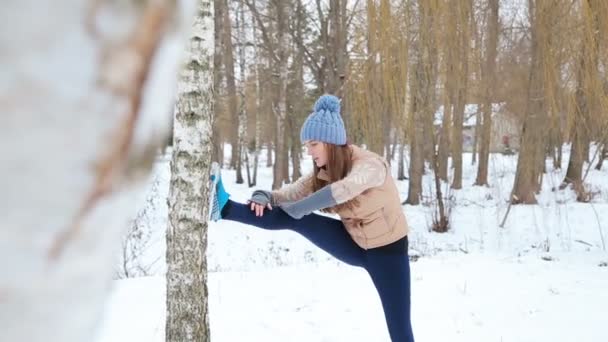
[300,94,347,145]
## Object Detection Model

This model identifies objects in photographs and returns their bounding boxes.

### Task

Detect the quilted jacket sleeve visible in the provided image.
[329,157,387,204]
[270,172,315,205]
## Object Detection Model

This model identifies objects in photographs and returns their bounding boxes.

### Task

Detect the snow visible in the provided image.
[98,146,608,342]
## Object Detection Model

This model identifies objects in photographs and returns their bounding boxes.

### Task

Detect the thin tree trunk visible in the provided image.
[438,3,457,183]
[472,109,479,165]
[212,0,225,165]
[235,0,247,184]
[365,0,384,155]
[272,1,289,189]
[328,0,339,93]
[390,139,398,162]
[564,88,586,185]
[223,0,241,175]
[291,139,302,180]
[551,133,562,169]
[422,2,438,166]
[406,59,425,205]
[250,0,261,187]
[282,123,291,184]
[451,0,471,190]
[289,0,305,182]
[266,142,273,167]
[438,100,452,182]
[470,2,483,166]
[475,0,498,186]
[407,0,437,205]
[563,0,599,190]
[398,137,408,180]
[511,0,547,204]
[596,144,606,170]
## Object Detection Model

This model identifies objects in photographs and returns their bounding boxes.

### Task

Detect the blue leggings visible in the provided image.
[221,200,415,342]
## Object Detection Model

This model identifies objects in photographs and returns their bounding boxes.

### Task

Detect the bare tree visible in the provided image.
[406,0,436,205]
[273,2,290,189]
[236,0,249,185]
[165,0,213,340]
[246,0,290,189]
[451,0,472,189]
[437,0,457,182]
[212,0,225,164]
[475,0,499,186]
[563,0,601,200]
[116,173,164,279]
[223,0,243,179]
[511,0,550,204]
[250,0,262,187]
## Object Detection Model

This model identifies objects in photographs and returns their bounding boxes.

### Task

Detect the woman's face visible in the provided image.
[304,140,328,167]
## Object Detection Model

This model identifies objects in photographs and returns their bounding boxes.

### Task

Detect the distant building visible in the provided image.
[434,103,520,153]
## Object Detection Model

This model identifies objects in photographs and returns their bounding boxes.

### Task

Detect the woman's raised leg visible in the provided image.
[220,200,365,267]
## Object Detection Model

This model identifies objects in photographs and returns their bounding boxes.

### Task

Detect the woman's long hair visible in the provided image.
[312,143,359,212]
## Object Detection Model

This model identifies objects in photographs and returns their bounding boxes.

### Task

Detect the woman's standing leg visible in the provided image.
[364,237,414,342]
[220,200,366,267]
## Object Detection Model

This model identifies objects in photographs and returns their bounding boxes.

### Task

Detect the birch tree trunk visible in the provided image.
[0,1,193,341]
[165,0,213,340]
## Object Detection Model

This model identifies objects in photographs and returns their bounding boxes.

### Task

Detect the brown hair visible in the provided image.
[312,143,359,212]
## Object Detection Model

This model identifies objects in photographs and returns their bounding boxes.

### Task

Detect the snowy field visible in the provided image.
[96,146,608,342]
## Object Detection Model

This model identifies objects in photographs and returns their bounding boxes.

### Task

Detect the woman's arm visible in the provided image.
[269,172,315,205]
[280,158,387,219]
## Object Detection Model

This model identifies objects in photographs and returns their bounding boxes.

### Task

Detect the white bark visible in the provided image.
[165,0,213,340]
[0,1,194,341]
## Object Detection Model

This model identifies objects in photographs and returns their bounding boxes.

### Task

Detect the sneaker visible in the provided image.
[209,162,230,222]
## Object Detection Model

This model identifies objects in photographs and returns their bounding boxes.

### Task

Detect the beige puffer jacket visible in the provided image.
[271,145,409,249]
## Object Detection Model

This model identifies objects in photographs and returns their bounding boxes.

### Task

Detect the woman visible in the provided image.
[209,95,415,342]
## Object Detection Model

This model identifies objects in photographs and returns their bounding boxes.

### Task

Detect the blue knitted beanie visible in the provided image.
[300,94,347,145]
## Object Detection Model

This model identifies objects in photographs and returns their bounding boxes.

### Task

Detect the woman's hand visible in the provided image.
[249,201,272,217]
[249,190,273,216]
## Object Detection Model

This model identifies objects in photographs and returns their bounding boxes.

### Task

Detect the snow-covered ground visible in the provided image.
[96,145,608,342]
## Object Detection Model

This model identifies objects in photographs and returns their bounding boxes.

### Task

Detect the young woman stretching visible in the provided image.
[209,95,415,342]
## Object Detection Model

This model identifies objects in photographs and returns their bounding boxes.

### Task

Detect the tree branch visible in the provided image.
[244,0,279,63]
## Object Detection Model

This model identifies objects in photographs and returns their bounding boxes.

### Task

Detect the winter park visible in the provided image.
[3,1,608,342]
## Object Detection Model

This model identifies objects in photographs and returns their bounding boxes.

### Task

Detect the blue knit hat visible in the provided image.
[300,94,347,145]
